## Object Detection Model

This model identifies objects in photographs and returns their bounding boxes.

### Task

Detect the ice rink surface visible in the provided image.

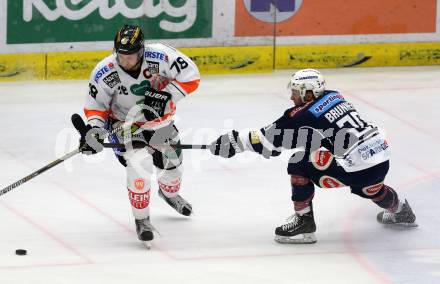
[0,66,439,284]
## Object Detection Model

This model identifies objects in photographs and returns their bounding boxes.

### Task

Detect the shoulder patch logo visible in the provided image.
[145,51,168,62]
[309,92,345,117]
[94,62,115,83]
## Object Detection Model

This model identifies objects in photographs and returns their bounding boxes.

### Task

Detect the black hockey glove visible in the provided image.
[79,125,106,155]
[210,130,245,158]
[143,87,172,121]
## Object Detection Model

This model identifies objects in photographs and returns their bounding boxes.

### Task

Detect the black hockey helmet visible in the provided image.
[114,25,144,55]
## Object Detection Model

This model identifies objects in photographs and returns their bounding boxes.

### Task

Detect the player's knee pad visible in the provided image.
[124,148,154,177]
[290,175,315,212]
[287,150,309,174]
[290,175,315,201]
[157,167,183,197]
[152,147,183,170]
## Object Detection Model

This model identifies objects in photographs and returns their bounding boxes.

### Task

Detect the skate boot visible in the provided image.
[275,210,317,244]
[135,218,155,249]
[377,199,417,227]
[158,189,192,216]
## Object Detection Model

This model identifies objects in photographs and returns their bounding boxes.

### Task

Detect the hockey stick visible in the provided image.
[71,113,208,150]
[0,115,88,196]
[0,148,80,197]
[0,141,133,197]
[0,115,208,197]
[103,142,208,150]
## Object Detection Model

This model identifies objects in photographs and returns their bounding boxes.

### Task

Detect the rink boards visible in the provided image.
[1,42,440,81]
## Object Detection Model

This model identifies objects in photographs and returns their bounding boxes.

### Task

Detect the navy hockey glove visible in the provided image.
[143,87,172,121]
[210,130,245,158]
[79,125,106,155]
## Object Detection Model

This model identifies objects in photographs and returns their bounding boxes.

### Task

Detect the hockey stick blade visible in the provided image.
[71,113,87,136]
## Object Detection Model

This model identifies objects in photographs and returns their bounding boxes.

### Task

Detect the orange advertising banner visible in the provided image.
[235,0,437,36]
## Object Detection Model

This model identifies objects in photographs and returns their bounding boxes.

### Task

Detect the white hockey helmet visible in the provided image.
[288,69,325,99]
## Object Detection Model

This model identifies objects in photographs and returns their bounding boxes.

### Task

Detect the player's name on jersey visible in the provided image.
[323,102,355,123]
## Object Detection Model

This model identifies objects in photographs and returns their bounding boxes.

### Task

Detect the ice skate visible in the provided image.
[158,189,192,216]
[275,210,317,244]
[377,199,417,227]
[135,218,155,249]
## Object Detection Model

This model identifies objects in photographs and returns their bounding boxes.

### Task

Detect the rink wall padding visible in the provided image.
[0,53,45,81]
[46,51,112,80]
[178,46,274,75]
[1,42,440,81]
[275,42,440,69]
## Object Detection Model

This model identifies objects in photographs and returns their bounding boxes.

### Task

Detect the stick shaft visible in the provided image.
[103,143,208,150]
[0,149,80,196]
[1,142,207,196]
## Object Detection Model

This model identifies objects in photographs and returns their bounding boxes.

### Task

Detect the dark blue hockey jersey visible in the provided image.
[243,90,390,172]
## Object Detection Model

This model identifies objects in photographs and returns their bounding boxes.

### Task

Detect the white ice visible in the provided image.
[0,66,439,284]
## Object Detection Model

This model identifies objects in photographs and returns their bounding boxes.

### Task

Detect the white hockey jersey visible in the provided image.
[84,43,200,129]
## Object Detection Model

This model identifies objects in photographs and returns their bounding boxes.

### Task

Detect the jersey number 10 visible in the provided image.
[336,111,373,138]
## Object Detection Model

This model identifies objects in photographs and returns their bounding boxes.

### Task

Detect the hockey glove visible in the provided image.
[143,87,172,121]
[210,130,245,158]
[79,125,106,155]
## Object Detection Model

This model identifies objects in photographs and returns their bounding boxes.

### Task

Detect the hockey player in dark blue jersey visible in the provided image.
[209,69,417,244]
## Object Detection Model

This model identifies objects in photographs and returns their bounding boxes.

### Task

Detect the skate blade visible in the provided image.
[381,221,419,228]
[275,233,317,244]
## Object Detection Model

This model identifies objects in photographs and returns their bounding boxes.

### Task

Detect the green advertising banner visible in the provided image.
[7,0,212,44]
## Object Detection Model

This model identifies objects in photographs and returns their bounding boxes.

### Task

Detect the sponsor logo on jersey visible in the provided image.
[146,61,160,74]
[94,62,115,83]
[134,178,145,190]
[311,150,334,170]
[362,183,383,196]
[145,90,169,101]
[357,139,389,161]
[145,51,168,62]
[102,71,120,88]
[158,180,181,193]
[318,176,346,188]
[309,92,345,117]
[128,188,150,209]
[130,80,151,96]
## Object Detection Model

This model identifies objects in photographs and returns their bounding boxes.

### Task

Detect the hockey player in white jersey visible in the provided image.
[79,25,200,247]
